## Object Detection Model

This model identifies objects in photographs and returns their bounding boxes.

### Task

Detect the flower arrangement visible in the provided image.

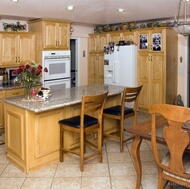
[13,62,48,99]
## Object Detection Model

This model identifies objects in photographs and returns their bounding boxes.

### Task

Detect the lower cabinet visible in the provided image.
[0,88,25,129]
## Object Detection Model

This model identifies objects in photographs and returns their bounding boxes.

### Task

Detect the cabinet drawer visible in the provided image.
[4,88,25,98]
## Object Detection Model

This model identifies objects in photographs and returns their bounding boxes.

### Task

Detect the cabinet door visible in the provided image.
[43,22,57,49]
[121,31,134,42]
[89,35,99,52]
[150,53,165,105]
[57,23,70,49]
[19,34,35,64]
[0,33,18,65]
[98,34,107,52]
[137,53,150,110]
[138,29,164,52]
[108,32,121,44]
[88,53,99,84]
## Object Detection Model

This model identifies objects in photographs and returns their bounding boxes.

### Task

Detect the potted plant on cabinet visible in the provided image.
[3,21,27,32]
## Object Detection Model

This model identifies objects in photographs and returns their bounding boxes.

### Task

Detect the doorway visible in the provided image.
[70,39,78,87]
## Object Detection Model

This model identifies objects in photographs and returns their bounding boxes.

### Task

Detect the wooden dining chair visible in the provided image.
[103,85,143,152]
[59,92,108,172]
[149,104,190,189]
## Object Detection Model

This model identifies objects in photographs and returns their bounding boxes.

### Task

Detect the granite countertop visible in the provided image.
[3,84,124,113]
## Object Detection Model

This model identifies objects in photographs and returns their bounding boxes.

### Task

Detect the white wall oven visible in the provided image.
[42,51,71,91]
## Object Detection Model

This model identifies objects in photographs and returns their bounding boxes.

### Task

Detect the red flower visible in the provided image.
[17,68,23,73]
[44,67,48,73]
[36,69,42,75]
[31,68,36,74]
[12,70,18,74]
[38,65,42,70]
[25,64,30,69]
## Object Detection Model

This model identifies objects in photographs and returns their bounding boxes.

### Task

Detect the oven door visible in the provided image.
[44,79,71,91]
[43,58,70,80]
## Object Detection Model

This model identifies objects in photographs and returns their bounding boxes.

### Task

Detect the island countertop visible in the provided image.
[3,84,124,113]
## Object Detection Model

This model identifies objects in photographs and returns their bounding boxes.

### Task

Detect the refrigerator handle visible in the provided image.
[113,61,115,83]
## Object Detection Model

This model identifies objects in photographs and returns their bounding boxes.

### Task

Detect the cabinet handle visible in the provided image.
[58,41,59,46]
[13,92,19,95]
[16,57,17,62]
[18,57,20,62]
[150,45,153,51]
[148,56,150,61]
[56,41,57,46]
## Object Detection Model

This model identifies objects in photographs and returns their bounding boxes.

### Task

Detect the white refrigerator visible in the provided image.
[104,45,137,86]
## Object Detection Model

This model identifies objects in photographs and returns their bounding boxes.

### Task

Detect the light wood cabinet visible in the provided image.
[0,91,3,129]
[4,88,25,98]
[28,19,70,64]
[88,33,108,53]
[43,21,70,49]
[107,31,136,44]
[88,52,104,84]
[0,88,25,130]
[88,33,108,84]
[136,28,178,112]
[0,32,35,67]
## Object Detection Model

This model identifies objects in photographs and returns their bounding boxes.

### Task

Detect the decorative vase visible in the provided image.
[25,85,32,100]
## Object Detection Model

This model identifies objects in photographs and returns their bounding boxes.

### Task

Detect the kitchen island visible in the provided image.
[3,84,124,173]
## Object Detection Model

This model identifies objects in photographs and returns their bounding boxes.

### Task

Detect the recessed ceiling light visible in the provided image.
[10,0,19,2]
[67,5,74,11]
[117,8,125,13]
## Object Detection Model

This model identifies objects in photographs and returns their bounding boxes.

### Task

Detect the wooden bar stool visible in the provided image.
[59,92,108,172]
[103,86,142,152]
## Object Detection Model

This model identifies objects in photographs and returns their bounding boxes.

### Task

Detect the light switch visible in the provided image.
[83,51,85,57]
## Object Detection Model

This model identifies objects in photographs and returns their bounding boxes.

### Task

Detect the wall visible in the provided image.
[177,35,188,106]
[70,24,94,86]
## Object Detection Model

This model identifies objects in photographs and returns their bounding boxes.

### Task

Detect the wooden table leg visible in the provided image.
[131,135,143,189]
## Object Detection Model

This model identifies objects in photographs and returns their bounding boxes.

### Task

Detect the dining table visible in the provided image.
[125,115,190,189]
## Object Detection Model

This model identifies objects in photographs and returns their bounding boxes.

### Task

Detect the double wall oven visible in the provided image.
[42,51,71,91]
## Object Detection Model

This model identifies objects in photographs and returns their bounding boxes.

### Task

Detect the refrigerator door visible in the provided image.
[114,45,137,87]
[104,53,115,85]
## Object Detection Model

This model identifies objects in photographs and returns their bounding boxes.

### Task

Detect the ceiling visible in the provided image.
[0,0,180,26]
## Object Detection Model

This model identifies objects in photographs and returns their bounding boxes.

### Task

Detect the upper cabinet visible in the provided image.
[28,19,70,63]
[137,29,165,52]
[0,32,35,67]
[107,31,136,44]
[89,33,108,53]
[43,21,70,49]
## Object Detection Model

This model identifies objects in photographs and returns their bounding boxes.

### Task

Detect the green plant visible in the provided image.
[3,21,27,31]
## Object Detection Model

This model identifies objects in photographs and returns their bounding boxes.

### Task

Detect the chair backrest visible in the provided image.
[149,104,190,177]
[121,85,143,110]
[81,91,108,125]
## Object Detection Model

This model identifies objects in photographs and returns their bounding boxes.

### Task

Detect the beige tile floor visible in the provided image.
[0,112,187,189]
